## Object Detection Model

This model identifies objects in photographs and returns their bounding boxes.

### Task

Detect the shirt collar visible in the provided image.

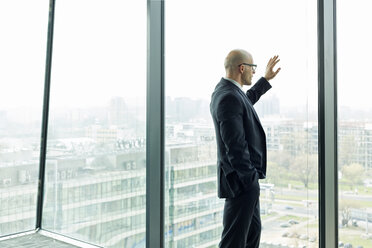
[223,77,244,92]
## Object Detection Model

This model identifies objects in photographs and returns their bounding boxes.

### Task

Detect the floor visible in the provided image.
[0,233,80,248]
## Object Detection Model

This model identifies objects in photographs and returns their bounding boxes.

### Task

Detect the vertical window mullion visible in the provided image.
[146,0,165,247]
[318,0,338,247]
[36,0,56,230]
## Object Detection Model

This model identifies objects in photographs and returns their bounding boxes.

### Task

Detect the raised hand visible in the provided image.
[264,55,281,81]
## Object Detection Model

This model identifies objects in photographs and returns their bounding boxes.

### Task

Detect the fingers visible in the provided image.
[267,56,274,67]
[272,59,280,68]
[274,67,281,76]
[265,55,281,80]
[271,55,280,66]
[268,55,280,68]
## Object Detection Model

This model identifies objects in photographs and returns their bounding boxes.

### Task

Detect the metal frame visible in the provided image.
[0,230,36,242]
[318,0,338,247]
[146,0,165,247]
[36,0,56,230]
[39,230,103,248]
[0,230,102,248]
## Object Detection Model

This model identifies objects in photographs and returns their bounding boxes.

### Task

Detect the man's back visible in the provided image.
[210,77,271,198]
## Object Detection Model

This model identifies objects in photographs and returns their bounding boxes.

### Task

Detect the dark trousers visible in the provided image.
[219,184,261,248]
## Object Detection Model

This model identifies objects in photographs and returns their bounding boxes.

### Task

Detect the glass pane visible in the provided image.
[165,0,318,247]
[338,1,372,247]
[42,1,146,247]
[0,1,48,236]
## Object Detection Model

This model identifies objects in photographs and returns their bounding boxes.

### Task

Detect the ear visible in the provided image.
[239,65,244,74]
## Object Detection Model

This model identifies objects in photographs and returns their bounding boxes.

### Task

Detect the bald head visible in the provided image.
[224,49,255,86]
[224,49,252,73]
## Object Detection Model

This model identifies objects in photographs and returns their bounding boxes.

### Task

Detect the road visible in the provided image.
[259,186,372,247]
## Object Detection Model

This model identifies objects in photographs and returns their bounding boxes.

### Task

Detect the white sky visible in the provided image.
[0,0,371,112]
[165,0,318,110]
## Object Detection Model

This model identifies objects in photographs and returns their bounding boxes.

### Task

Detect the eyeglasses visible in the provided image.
[238,63,257,71]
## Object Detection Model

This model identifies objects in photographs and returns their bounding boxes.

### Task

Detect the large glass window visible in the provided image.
[338,1,372,247]
[165,0,318,247]
[42,1,146,247]
[0,1,48,236]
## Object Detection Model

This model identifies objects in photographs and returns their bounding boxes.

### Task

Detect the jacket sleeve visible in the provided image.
[246,77,272,105]
[216,94,256,175]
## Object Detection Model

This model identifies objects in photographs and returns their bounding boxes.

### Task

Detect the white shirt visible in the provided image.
[223,77,245,94]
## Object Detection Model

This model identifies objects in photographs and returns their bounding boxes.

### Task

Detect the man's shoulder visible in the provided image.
[213,79,240,96]
[212,86,240,101]
[211,78,242,107]
[211,88,243,113]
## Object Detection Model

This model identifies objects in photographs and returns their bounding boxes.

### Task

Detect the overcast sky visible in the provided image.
[0,0,371,113]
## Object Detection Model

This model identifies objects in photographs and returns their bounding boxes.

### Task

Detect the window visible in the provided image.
[338,1,372,247]
[42,1,146,247]
[0,0,48,236]
[165,0,318,247]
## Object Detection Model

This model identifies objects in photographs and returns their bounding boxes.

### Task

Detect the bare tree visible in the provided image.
[290,153,317,188]
[341,163,364,190]
[339,199,362,227]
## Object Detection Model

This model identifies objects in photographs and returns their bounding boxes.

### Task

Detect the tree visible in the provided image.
[268,150,292,169]
[264,161,289,187]
[341,163,364,190]
[339,199,362,227]
[290,154,318,188]
[338,135,357,167]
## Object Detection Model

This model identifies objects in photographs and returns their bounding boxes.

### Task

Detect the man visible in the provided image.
[210,49,280,248]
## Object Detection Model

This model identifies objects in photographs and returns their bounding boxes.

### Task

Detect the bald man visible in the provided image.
[210,49,280,248]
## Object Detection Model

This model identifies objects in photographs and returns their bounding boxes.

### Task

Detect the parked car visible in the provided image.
[288,219,299,225]
[280,223,291,228]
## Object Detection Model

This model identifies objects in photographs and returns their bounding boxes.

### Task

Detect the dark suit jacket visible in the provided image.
[210,77,272,198]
